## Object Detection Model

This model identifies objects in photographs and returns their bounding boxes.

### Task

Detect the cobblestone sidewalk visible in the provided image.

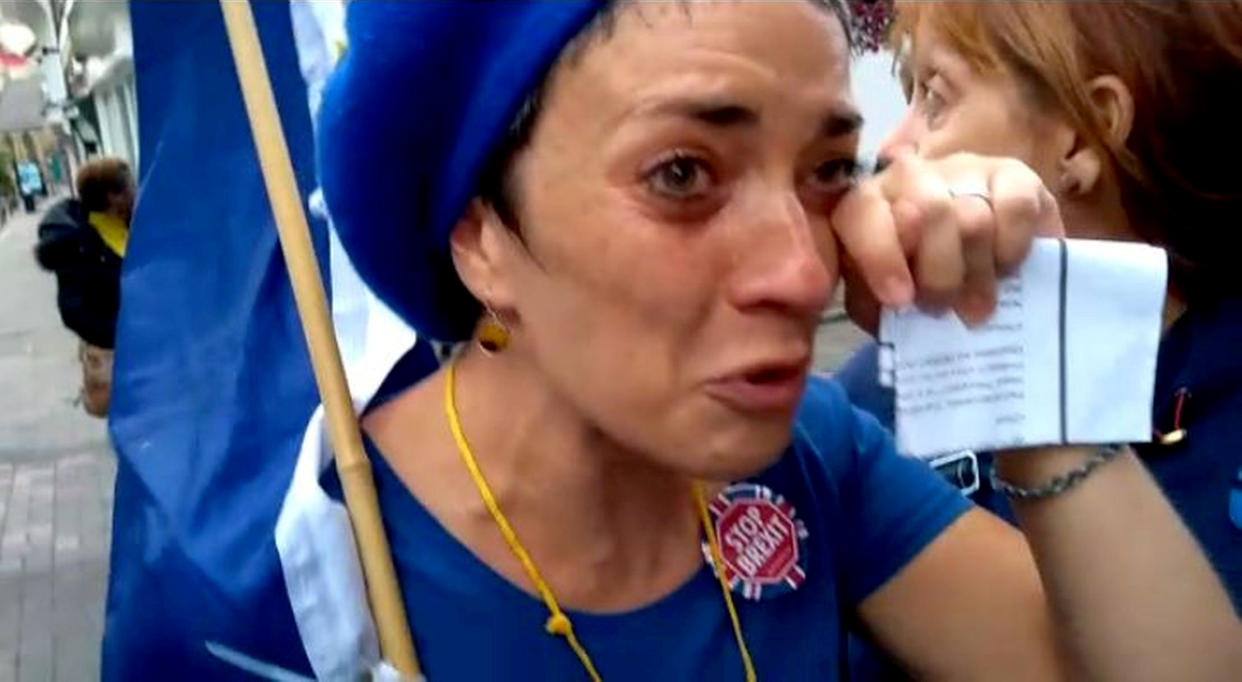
[0,195,114,682]
[0,450,114,682]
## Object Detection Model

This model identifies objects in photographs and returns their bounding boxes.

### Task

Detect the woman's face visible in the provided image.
[882,21,1062,183]
[479,1,858,479]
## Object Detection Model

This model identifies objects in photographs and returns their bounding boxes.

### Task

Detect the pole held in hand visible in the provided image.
[218,1,420,676]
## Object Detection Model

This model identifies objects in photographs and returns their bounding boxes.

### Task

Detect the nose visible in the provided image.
[876,105,924,171]
[728,189,834,319]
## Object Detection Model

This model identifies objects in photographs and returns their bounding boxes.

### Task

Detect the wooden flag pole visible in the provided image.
[218,1,421,676]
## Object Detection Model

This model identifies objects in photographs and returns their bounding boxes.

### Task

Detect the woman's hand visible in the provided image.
[832,152,1063,333]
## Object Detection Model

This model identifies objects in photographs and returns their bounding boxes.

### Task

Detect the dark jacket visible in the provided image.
[34,198,122,348]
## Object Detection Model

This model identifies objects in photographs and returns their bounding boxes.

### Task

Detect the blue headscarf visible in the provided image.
[318,1,606,341]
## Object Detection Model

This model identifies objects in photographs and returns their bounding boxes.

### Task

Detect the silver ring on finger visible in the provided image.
[947,180,993,208]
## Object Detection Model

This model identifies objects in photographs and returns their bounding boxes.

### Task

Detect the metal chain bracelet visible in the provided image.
[990,444,1127,501]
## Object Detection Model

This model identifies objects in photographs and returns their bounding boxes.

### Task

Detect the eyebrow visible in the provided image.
[649,99,759,127]
[822,110,863,137]
[645,98,863,138]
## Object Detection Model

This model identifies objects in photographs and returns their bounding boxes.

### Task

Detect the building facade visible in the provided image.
[59,0,137,167]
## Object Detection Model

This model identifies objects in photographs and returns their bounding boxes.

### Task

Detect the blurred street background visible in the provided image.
[0,1,890,680]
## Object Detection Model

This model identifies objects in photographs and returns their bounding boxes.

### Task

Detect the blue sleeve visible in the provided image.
[831,341,895,430]
[797,378,971,607]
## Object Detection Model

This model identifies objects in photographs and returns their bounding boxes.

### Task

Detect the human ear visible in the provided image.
[448,199,521,312]
[1056,75,1133,197]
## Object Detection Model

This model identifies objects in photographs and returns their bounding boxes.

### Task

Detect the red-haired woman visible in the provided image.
[837,2,1242,675]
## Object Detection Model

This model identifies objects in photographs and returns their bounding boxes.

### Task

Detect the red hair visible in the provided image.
[892,1,1242,296]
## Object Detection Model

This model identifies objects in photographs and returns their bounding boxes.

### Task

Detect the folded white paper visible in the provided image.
[879,238,1167,459]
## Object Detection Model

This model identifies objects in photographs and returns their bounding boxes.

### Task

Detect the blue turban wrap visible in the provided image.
[318,1,606,341]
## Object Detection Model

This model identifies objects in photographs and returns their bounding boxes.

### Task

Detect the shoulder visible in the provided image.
[770,376,970,605]
[35,201,94,270]
[38,199,87,230]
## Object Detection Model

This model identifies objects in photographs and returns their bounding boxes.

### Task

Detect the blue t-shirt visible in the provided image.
[338,377,969,680]
[1138,296,1242,612]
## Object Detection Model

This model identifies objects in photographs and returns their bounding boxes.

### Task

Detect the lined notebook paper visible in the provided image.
[879,238,1167,459]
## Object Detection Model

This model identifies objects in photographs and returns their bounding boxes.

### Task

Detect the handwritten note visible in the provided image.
[879,238,1166,458]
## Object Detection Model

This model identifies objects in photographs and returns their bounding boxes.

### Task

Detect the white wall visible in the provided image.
[69,0,137,166]
[850,50,906,163]
[93,77,137,165]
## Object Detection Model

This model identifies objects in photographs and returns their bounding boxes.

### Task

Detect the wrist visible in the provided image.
[991,444,1127,502]
[993,446,1096,486]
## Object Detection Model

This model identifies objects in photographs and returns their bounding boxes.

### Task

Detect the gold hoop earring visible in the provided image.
[477,311,510,354]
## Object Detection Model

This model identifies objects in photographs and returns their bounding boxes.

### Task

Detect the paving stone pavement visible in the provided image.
[0,194,113,682]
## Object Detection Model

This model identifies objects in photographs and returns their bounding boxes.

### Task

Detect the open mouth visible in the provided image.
[705,360,810,413]
[745,365,803,384]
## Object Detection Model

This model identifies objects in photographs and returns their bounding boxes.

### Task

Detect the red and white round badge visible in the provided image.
[701,482,809,600]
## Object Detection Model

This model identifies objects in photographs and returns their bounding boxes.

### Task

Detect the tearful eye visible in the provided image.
[810,157,860,193]
[645,154,713,200]
[816,158,859,184]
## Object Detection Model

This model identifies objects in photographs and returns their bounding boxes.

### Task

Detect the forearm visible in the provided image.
[998,447,1242,682]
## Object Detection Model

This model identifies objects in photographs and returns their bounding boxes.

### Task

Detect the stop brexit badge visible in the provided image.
[702,483,809,600]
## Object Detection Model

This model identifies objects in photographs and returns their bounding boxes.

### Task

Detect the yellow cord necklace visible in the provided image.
[444,360,757,681]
